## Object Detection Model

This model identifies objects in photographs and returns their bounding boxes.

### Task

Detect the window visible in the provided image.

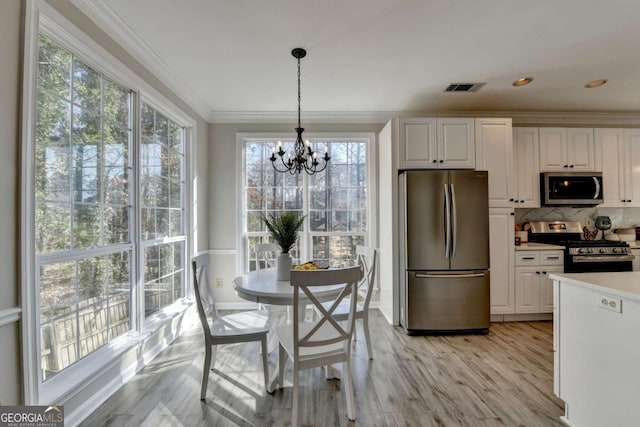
[140,103,186,317]
[32,33,188,383]
[242,136,373,271]
[36,34,133,381]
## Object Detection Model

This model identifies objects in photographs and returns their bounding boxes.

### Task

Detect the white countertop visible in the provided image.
[515,242,565,251]
[549,272,640,301]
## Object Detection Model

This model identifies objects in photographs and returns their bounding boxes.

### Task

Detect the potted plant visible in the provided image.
[262,212,306,280]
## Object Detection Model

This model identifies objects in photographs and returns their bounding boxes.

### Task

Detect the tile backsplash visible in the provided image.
[515,207,640,230]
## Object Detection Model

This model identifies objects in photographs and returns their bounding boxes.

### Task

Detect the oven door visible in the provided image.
[565,254,634,273]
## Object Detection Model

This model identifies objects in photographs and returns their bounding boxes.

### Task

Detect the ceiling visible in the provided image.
[78,0,640,122]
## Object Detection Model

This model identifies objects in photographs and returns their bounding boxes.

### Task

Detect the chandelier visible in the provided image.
[270,48,330,175]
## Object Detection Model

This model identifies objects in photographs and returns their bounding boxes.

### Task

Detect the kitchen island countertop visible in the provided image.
[549,271,640,301]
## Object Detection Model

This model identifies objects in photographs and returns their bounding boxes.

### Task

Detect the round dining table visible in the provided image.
[232,267,344,308]
[232,267,344,391]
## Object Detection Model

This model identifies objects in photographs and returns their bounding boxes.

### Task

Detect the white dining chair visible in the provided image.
[275,265,363,425]
[255,242,280,271]
[191,254,271,401]
[315,246,378,359]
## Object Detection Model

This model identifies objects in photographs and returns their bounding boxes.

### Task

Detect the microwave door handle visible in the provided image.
[444,184,451,259]
[593,176,601,199]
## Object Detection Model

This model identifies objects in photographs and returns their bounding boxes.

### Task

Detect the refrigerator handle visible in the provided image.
[450,183,457,258]
[444,184,451,259]
[416,272,486,279]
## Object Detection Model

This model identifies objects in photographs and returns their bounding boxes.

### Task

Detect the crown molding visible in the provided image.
[208,110,399,124]
[210,110,640,126]
[70,0,212,121]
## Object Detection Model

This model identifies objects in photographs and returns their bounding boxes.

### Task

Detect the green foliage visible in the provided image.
[262,212,305,253]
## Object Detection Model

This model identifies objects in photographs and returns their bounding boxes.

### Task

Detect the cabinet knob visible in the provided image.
[542,271,547,275]
[439,160,444,163]
[509,198,514,202]
[536,271,541,275]
[563,164,569,168]
[569,164,574,168]
[510,212,515,216]
[432,160,437,163]
[520,200,525,203]
[629,200,633,203]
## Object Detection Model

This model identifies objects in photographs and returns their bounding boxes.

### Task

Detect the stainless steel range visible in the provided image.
[527,221,634,273]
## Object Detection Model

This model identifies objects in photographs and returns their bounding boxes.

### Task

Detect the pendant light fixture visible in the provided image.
[270,48,330,175]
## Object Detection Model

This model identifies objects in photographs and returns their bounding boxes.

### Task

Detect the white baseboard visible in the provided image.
[491,313,553,322]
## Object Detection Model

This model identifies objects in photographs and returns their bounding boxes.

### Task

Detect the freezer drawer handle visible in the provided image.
[415,273,486,279]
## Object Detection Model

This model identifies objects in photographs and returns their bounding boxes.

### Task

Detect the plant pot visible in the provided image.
[276,252,292,281]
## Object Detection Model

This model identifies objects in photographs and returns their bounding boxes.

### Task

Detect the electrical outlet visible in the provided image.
[215,278,223,288]
[599,295,622,313]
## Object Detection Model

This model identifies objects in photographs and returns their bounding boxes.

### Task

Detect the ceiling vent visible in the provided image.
[444,83,486,92]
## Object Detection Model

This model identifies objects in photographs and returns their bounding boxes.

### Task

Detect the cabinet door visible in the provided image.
[624,129,640,206]
[632,249,640,272]
[489,209,515,314]
[596,128,625,207]
[513,128,540,207]
[541,266,563,313]
[399,118,437,169]
[515,266,541,313]
[539,128,567,171]
[566,128,596,171]
[475,119,513,207]
[437,118,475,168]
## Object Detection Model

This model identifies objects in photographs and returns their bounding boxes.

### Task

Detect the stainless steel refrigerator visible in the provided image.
[399,170,490,334]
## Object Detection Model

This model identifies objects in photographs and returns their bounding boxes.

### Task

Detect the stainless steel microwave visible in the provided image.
[540,172,603,206]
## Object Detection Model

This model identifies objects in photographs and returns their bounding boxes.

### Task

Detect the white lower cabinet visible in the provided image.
[490,208,515,314]
[632,249,640,271]
[514,250,563,313]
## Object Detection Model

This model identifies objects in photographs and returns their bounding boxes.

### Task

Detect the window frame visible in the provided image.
[235,132,377,275]
[21,0,196,405]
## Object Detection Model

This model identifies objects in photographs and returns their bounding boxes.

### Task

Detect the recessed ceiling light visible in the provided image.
[585,79,608,88]
[513,77,533,87]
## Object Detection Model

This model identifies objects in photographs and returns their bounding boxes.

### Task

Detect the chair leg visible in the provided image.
[363,314,373,360]
[278,343,286,389]
[343,360,356,421]
[292,361,300,427]
[261,335,270,393]
[200,346,213,401]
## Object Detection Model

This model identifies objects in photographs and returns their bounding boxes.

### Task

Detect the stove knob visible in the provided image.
[600,248,606,253]
[587,248,594,254]
[613,248,619,253]
[578,248,585,254]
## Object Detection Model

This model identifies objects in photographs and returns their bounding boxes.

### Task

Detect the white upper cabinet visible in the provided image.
[599,128,640,207]
[399,118,474,169]
[475,118,513,208]
[399,118,437,168]
[539,127,597,171]
[513,128,540,207]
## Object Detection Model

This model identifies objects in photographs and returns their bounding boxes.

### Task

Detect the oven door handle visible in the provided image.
[572,255,635,263]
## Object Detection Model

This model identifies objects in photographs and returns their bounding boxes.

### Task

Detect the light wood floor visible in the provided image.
[81,310,564,426]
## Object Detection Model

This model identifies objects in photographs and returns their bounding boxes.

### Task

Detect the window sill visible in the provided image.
[39,299,192,405]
